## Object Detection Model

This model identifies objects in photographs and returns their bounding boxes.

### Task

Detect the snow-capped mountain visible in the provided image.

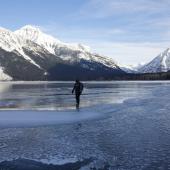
[15,25,90,54]
[15,25,118,69]
[0,25,125,80]
[15,25,61,54]
[139,48,170,73]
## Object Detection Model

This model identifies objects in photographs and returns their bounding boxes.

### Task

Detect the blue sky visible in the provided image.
[0,0,170,65]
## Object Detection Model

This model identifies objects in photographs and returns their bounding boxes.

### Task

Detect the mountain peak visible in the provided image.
[166,48,170,51]
[139,48,170,73]
[15,25,61,54]
[163,48,170,55]
[15,25,44,41]
[15,25,91,54]
[20,25,41,32]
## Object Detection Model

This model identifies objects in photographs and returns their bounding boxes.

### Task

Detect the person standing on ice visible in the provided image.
[72,79,84,109]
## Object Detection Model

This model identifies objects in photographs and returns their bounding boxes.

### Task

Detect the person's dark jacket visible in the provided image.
[72,82,84,95]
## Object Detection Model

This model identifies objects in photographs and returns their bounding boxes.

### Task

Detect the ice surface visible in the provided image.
[0,81,170,169]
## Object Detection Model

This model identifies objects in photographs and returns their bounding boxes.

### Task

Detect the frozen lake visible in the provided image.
[0,81,149,111]
[0,81,170,169]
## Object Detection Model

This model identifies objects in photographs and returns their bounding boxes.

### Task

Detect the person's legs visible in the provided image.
[76,93,80,108]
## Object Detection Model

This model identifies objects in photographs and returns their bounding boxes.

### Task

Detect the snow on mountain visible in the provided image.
[0,27,41,69]
[15,25,118,70]
[0,67,12,80]
[15,25,61,54]
[139,48,170,73]
[15,25,90,54]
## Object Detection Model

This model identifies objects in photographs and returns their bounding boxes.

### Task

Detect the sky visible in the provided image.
[0,0,170,65]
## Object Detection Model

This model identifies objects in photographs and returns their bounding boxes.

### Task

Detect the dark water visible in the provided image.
[0,81,170,170]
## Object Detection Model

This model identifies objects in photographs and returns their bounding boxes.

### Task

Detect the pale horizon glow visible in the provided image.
[0,0,170,66]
